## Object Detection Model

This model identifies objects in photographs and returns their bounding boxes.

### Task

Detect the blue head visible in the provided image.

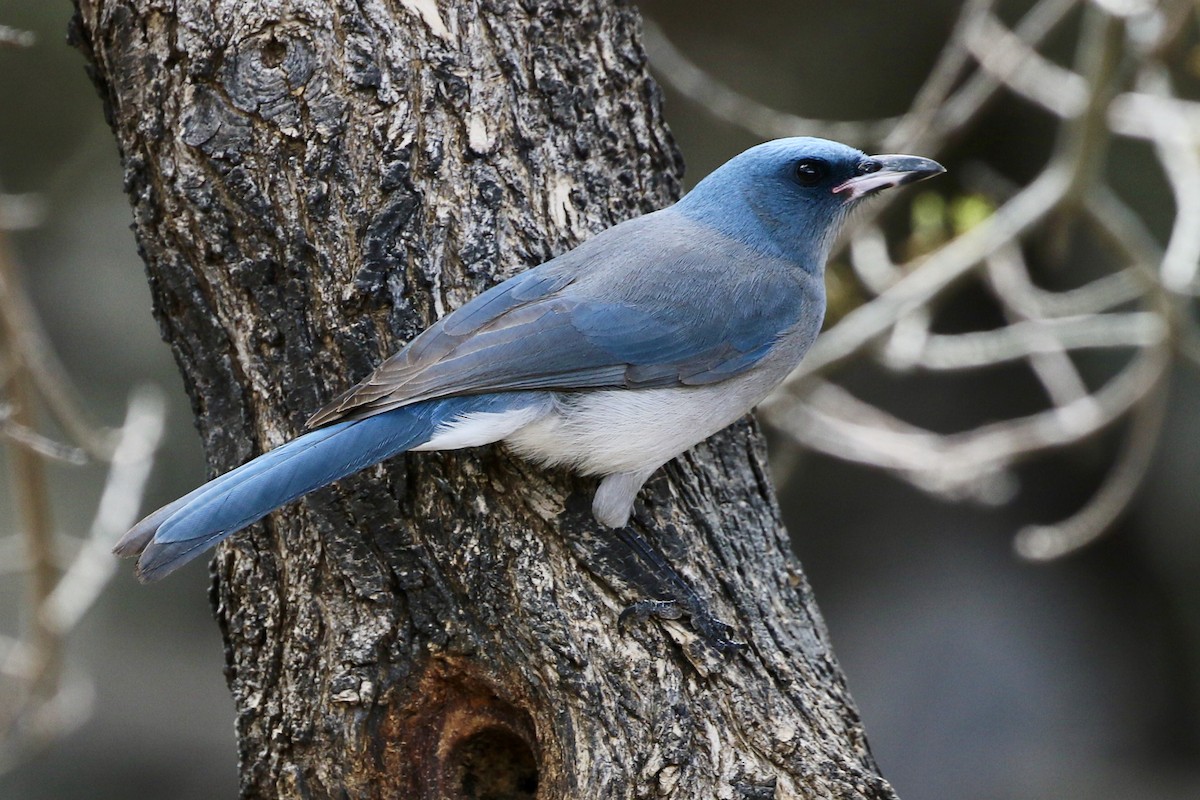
[674,137,944,270]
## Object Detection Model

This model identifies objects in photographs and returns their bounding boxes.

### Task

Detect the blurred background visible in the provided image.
[1,1,1198,798]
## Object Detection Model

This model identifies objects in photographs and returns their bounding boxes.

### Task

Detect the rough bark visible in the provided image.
[72,1,896,798]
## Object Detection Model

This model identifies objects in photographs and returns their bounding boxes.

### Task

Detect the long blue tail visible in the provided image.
[116,393,541,582]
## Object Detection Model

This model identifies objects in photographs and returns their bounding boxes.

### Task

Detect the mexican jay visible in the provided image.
[116,137,943,582]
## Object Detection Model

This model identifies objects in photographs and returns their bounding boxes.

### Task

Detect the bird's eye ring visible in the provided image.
[793,158,829,186]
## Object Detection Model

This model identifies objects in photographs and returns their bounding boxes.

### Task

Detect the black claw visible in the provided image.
[687,607,746,654]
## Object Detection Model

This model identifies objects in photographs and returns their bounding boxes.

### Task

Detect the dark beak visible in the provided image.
[833,154,945,200]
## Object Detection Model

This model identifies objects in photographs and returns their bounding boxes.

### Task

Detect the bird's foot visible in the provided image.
[619,596,745,654]
[602,522,746,653]
[618,598,684,626]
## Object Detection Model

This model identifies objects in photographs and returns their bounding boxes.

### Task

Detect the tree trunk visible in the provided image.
[72,1,896,797]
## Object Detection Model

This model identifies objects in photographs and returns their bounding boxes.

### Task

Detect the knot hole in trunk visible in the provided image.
[387,661,543,800]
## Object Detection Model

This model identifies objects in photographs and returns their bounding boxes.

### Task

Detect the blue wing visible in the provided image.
[307,210,818,428]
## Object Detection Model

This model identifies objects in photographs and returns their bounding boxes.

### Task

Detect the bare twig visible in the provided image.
[42,387,166,636]
[896,311,1165,370]
[986,248,1145,318]
[0,233,59,709]
[1015,365,1169,560]
[964,12,1090,119]
[1128,70,1200,292]
[885,0,997,149]
[0,194,46,231]
[893,0,1082,150]
[772,342,1168,503]
[0,25,35,49]
[641,19,898,145]
[0,386,165,765]
[0,228,117,459]
[0,148,165,767]
[848,225,902,296]
[0,404,87,464]
[752,0,1185,560]
[986,246,1090,407]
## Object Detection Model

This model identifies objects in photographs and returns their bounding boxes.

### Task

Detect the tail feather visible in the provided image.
[113,424,347,559]
[120,393,542,582]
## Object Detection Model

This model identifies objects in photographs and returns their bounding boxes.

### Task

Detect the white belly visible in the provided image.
[414,335,807,478]
[503,381,770,476]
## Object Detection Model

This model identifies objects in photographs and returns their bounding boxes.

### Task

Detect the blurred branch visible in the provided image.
[885,0,998,150]
[1129,70,1200,292]
[1015,368,1169,560]
[0,229,117,459]
[0,194,47,231]
[644,0,1085,158]
[986,246,1144,317]
[899,0,1082,151]
[886,311,1164,370]
[641,19,898,145]
[0,233,59,713]
[848,224,902,295]
[987,246,1090,407]
[775,341,1167,504]
[964,12,1090,118]
[753,0,1191,558]
[0,25,35,49]
[0,205,165,769]
[43,387,165,636]
[0,404,87,463]
[0,384,165,767]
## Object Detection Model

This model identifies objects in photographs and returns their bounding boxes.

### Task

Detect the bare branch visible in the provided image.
[0,249,59,713]
[769,380,1017,503]
[0,25,35,49]
[0,404,87,464]
[848,225,902,296]
[885,0,998,149]
[917,0,1082,149]
[986,247,1091,406]
[986,245,1145,318]
[898,312,1165,371]
[0,194,46,232]
[1015,367,1168,560]
[641,19,899,145]
[964,13,1090,118]
[1126,70,1200,292]
[1085,181,1200,365]
[0,234,118,459]
[42,387,166,636]
[1110,92,1200,141]
[768,341,1168,504]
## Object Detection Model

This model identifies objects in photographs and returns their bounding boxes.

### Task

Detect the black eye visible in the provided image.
[793,158,829,186]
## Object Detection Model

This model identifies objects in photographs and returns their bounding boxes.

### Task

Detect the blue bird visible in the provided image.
[116,138,943,594]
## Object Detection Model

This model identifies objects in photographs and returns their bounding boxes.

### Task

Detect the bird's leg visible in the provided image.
[609,523,744,654]
[587,471,744,652]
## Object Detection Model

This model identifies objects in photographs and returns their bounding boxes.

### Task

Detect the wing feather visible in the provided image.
[307,213,814,429]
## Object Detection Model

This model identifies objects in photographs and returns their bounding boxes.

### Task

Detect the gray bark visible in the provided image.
[71,1,896,797]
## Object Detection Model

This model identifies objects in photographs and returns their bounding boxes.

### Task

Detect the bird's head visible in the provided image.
[675,137,944,269]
